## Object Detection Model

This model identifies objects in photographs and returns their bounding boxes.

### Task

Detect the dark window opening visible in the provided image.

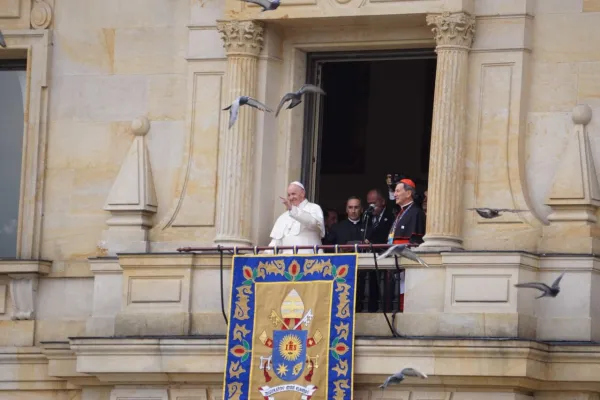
[0,58,27,258]
[302,49,437,313]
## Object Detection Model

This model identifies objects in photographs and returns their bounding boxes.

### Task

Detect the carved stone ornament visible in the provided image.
[426,12,476,50]
[216,20,265,57]
[9,274,39,320]
[30,0,53,30]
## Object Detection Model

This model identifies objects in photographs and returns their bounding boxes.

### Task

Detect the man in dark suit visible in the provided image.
[321,208,339,246]
[364,188,394,245]
[355,189,395,312]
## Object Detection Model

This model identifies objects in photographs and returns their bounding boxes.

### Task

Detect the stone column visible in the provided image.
[420,12,476,251]
[214,20,265,247]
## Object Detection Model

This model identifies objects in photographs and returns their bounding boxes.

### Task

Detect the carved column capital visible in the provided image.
[426,12,476,50]
[216,20,265,57]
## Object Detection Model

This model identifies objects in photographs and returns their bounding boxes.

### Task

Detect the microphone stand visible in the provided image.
[361,207,374,244]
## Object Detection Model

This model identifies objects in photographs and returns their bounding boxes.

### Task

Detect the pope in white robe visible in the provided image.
[266,181,325,254]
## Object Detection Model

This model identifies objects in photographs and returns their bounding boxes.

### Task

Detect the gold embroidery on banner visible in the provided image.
[233,324,250,341]
[234,286,252,320]
[303,259,333,277]
[332,359,349,377]
[229,361,246,378]
[256,259,286,278]
[334,322,350,340]
[335,282,351,319]
[333,379,350,400]
[227,382,243,400]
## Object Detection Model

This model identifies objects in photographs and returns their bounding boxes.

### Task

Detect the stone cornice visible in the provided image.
[426,11,476,50]
[59,337,600,388]
[216,20,265,57]
[0,347,48,364]
[0,259,51,275]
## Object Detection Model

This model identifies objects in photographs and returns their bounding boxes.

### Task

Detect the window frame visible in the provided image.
[301,48,437,204]
[0,30,51,260]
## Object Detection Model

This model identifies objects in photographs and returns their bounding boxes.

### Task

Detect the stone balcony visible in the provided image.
[3,250,600,394]
[85,250,600,342]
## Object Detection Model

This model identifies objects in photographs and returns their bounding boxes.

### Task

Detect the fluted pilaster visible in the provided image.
[214,20,265,246]
[420,12,475,250]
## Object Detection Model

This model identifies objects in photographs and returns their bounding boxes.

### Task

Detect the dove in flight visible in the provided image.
[239,0,281,11]
[379,368,428,389]
[275,84,326,117]
[223,96,273,129]
[377,244,430,268]
[0,30,6,48]
[514,271,565,299]
[467,208,528,219]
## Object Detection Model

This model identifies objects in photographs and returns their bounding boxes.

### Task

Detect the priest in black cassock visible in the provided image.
[327,196,364,246]
[386,178,426,313]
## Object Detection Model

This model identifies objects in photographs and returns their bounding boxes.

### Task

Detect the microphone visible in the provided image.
[363,204,376,218]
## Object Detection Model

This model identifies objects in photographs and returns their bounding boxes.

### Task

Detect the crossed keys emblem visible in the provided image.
[269,309,314,330]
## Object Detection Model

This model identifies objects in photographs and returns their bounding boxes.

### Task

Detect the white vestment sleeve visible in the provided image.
[289,205,325,237]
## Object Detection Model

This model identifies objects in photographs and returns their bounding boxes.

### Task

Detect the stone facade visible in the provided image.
[1,0,600,399]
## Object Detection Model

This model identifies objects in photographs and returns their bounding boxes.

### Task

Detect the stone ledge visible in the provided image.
[59,336,600,389]
[0,259,52,275]
[88,258,122,274]
[118,253,194,268]
[0,345,72,391]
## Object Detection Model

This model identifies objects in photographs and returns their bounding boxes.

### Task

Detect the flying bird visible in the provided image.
[0,30,6,48]
[377,244,430,268]
[467,208,528,219]
[379,368,428,389]
[514,271,565,299]
[239,0,281,11]
[223,96,273,129]
[275,84,326,117]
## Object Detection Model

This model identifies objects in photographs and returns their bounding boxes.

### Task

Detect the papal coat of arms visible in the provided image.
[223,255,358,400]
[256,288,321,399]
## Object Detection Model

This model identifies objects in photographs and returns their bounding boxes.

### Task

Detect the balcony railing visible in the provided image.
[177,244,413,315]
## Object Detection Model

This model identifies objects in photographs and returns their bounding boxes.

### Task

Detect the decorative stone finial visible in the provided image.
[131,116,150,136]
[102,117,158,255]
[216,20,265,57]
[541,102,600,253]
[426,12,476,50]
[572,104,592,126]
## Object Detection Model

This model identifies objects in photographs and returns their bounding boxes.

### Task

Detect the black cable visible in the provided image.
[370,243,397,337]
[218,245,228,326]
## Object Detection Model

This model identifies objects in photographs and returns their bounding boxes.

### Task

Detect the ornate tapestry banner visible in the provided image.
[222,254,359,400]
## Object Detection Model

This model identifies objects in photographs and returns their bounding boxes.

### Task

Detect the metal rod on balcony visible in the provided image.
[176,243,416,253]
